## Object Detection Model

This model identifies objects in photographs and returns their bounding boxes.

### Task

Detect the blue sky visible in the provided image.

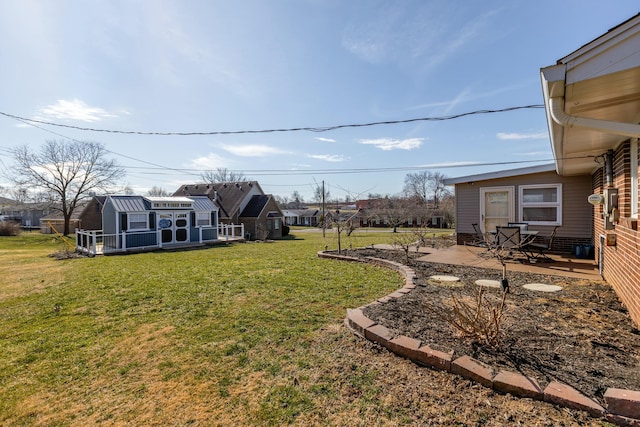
[0,0,638,201]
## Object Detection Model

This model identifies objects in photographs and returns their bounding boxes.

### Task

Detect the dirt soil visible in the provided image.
[345,238,640,405]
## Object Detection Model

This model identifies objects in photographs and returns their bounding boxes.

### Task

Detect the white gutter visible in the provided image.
[549,96,640,138]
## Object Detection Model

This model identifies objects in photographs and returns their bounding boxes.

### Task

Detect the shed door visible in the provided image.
[158,212,190,244]
[479,186,514,233]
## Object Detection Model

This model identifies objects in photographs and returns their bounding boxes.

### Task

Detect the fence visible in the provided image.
[76,223,244,256]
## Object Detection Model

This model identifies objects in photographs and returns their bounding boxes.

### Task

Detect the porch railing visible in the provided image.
[76,223,243,256]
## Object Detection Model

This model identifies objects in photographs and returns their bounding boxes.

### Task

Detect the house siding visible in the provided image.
[593,140,640,327]
[453,171,593,251]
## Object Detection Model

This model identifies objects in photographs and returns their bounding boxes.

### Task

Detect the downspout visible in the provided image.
[549,96,640,139]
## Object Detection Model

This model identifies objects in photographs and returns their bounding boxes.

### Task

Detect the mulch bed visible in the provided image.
[342,240,640,405]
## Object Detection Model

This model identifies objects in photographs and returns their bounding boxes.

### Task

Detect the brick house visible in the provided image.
[540,14,640,327]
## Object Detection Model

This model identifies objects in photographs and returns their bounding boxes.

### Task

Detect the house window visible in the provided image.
[519,184,562,225]
[196,212,210,227]
[128,213,148,230]
[274,219,280,230]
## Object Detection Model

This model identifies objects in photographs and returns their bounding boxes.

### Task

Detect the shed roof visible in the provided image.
[108,196,150,212]
[189,196,217,211]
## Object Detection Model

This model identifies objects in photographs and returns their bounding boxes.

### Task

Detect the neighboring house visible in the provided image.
[0,198,49,229]
[355,198,430,228]
[443,164,593,252]
[75,195,219,255]
[174,181,284,240]
[540,13,640,327]
[283,209,321,226]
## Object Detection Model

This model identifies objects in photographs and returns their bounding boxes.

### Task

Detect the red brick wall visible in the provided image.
[593,141,640,328]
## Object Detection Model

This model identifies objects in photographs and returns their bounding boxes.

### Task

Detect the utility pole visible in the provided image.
[322,180,326,238]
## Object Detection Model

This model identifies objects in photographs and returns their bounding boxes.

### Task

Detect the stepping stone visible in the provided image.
[430,275,460,282]
[429,275,463,287]
[523,283,563,292]
[475,279,501,289]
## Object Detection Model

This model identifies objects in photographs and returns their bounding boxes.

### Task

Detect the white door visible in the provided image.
[158,212,190,244]
[480,187,514,233]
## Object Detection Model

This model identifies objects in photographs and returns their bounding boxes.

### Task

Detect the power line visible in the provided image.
[0,105,544,136]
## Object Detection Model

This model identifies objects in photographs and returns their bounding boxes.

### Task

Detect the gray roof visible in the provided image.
[189,196,217,212]
[107,195,218,213]
[108,196,149,212]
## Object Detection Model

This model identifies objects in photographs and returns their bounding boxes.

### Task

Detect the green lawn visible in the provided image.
[0,228,448,426]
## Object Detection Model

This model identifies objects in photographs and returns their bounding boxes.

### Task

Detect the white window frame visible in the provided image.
[128,212,149,230]
[195,212,211,227]
[518,184,562,226]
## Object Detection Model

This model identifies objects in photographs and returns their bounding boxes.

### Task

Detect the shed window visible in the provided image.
[196,212,210,227]
[128,213,148,230]
[519,184,562,225]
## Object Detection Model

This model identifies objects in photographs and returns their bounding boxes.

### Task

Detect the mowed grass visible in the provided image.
[0,228,439,426]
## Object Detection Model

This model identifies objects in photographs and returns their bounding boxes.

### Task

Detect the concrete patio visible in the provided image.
[373,243,601,280]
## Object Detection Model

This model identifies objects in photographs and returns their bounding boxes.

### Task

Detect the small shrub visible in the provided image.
[424,287,508,347]
[0,221,22,236]
[282,225,290,236]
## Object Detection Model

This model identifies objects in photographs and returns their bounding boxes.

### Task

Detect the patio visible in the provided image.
[374,242,600,280]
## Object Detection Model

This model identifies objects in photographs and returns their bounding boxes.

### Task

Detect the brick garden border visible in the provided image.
[318,250,640,426]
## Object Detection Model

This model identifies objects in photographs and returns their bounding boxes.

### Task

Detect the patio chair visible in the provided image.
[495,226,531,261]
[495,226,521,249]
[471,223,490,247]
[522,226,559,262]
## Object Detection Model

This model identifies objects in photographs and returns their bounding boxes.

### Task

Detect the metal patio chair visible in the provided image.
[495,226,531,261]
[471,223,489,247]
[522,226,559,262]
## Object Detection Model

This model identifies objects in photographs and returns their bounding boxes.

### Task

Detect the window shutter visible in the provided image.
[149,212,155,229]
[121,213,128,231]
[211,212,216,224]
[191,212,196,225]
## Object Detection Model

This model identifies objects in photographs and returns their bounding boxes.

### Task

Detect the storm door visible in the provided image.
[479,186,514,233]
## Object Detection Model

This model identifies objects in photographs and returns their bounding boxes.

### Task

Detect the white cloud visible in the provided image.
[497,132,548,140]
[359,138,423,151]
[189,152,227,169]
[307,154,347,162]
[36,99,120,122]
[219,144,288,157]
[315,137,336,143]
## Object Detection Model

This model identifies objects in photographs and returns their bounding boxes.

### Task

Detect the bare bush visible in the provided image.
[0,221,22,236]
[424,287,508,347]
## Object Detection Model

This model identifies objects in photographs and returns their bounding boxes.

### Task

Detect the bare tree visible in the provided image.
[330,209,358,254]
[403,171,451,208]
[290,190,304,208]
[370,196,412,232]
[119,184,135,195]
[10,140,125,235]
[312,183,330,204]
[147,186,170,196]
[200,167,248,183]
